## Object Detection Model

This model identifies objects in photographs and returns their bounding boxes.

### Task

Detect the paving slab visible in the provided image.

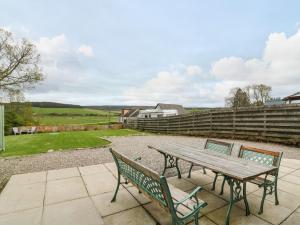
[143,202,172,225]
[79,164,109,176]
[252,188,300,210]
[45,177,88,205]
[280,174,300,185]
[103,206,156,225]
[184,171,215,187]
[236,194,293,225]
[0,207,42,225]
[104,163,133,188]
[0,182,45,214]
[47,167,80,181]
[126,186,151,204]
[188,216,218,225]
[278,180,300,197]
[196,190,228,215]
[281,212,300,225]
[167,176,196,192]
[281,159,300,169]
[43,197,104,225]
[92,189,139,216]
[290,169,300,177]
[207,205,271,225]
[82,172,119,196]
[8,171,46,185]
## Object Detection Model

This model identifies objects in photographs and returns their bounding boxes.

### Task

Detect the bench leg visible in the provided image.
[258,185,267,214]
[243,182,250,216]
[219,176,226,195]
[211,172,218,191]
[161,152,181,179]
[111,170,121,202]
[187,163,193,178]
[274,178,279,205]
[224,177,248,225]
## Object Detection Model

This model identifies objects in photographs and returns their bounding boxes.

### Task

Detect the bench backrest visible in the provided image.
[204,139,233,155]
[110,149,174,211]
[238,145,283,168]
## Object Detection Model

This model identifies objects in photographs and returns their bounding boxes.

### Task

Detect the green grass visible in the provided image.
[1,129,141,157]
[36,116,118,125]
[32,107,120,125]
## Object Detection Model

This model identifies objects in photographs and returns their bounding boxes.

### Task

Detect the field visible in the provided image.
[2,129,141,157]
[32,107,120,125]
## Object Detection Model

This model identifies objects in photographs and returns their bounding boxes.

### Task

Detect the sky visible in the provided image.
[1,0,300,107]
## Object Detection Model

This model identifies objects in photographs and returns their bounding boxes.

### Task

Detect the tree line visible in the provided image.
[225,84,272,108]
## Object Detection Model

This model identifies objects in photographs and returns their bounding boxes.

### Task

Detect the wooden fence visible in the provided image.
[125,105,300,146]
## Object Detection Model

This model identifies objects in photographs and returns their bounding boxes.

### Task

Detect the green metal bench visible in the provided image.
[110,148,208,225]
[220,145,283,214]
[187,139,233,192]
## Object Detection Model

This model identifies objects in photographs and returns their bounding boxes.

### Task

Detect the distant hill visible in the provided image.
[31,102,82,108]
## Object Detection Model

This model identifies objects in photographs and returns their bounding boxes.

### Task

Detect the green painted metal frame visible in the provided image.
[187,139,233,193]
[159,150,181,179]
[220,145,283,215]
[110,148,207,225]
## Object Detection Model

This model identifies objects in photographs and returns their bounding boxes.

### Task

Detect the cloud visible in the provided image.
[78,45,94,57]
[211,29,300,85]
[124,29,300,106]
[186,65,202,76]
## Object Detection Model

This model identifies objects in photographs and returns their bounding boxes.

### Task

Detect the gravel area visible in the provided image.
[1,135,300,191]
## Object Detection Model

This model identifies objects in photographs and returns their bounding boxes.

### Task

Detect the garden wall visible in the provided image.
[125,105,300,146]
[15,123,123,134]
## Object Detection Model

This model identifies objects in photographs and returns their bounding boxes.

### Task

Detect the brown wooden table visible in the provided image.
[148,143,277,225]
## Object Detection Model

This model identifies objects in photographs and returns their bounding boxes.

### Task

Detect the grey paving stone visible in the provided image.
[281,212,300,225]
[278,180,300,197]
[0,182,45,214]
[237,194,293,225]
[196,190,228,215]
[45,177,88,205]
[252,189,300,210]
[92,189,139,216]
[0,207,42,225]
[43,197,104,225]
[207,205,271,225]
[103,206,156,225]
[8,171,46,186]
[79,164,109,176]
[82,172,119,196]
[167,176,196,191]
[47,167,80,181]
[280,174,300,185]
[183,171,215,187]
[126,186,151,205]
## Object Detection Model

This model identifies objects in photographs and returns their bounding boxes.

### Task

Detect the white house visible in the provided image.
[138,103,186,118]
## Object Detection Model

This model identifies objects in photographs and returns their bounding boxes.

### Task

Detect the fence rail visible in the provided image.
[125,105,300,146]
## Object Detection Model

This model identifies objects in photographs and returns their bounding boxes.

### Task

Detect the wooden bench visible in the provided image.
[110,148,207,225]
[187,139,233,192]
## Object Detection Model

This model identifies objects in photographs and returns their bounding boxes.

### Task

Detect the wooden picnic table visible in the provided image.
[148,143,277,225]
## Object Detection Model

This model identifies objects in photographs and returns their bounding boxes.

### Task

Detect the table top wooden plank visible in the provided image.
[149,143,277,181]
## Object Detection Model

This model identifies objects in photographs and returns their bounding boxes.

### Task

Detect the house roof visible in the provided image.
[282,92,300,101]
[155,103,186,114]
[123,108,140,117]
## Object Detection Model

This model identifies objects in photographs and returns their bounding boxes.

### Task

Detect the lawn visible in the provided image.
[32,107,120,125]
[1,129,141,157]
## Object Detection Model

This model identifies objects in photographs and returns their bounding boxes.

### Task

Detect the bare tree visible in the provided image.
[251,84,272,106]
[0,28,43,93]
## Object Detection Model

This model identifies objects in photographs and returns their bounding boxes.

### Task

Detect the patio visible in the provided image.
[0,158,299,225]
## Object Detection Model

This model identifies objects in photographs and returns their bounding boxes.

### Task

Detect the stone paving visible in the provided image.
[0,158,299,225]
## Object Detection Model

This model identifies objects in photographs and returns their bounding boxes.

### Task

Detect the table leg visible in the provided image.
[224,177,250,225]
[160,151,181,178]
